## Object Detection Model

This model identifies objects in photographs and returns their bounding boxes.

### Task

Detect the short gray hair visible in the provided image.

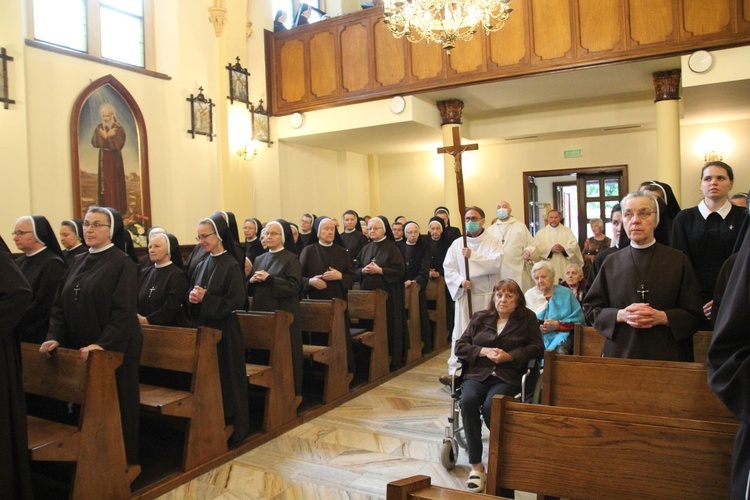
[620,191,660,226]
[589,218,604,228]
[531,260,555,279]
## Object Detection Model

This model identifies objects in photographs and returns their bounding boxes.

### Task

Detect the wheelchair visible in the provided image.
[440,358,542,470]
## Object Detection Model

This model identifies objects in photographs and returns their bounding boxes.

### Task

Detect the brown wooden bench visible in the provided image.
[348,289,390,382]
[236,310,301,432]
[542,351,738,424]
[403,282,424,363]
[387,475,499,499]
[22,342,136,499]
[486,395,736,499]
[139,325,228,471]
[572,323,605,356]
[299,298,352,404]
[426,276,449,350]
[693,329,713,363]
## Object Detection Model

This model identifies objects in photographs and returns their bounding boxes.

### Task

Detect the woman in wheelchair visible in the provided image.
[455,279,544,492]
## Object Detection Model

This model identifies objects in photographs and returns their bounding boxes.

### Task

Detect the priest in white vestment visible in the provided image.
[530,209,583,281]
[487,200,535,291]
[444,206,504,375]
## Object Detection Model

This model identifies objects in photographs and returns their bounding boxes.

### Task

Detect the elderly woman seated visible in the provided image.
[525,261,585,354]
[455,279,544,492]
[559,263,586,305]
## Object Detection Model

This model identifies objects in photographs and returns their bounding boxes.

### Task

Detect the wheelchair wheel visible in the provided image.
[455,427,467,450]
[440,439,457,470]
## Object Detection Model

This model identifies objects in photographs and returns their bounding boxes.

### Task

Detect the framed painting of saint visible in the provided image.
[70,75,151,235]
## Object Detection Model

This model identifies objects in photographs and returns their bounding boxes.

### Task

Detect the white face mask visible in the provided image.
[497,208,509,220]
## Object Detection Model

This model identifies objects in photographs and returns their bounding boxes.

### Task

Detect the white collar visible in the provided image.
[269,247,284,253]
[246,236,258,242]
[154,261,173,269]
[373,236,387,243]
[630,239,657,249]
[300,230,312,235]
[344,228,355,234]
[25,246,47,257]
[698,199,732,219]
[395,237,403,242]
[318,241,333,247]
[210,250,227,257]
[406,241,417,246]
[89,243,115,253]
[68,242,83,250]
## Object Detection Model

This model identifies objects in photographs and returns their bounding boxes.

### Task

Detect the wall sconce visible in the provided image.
[237,141,258,161]
[704,146,723,163]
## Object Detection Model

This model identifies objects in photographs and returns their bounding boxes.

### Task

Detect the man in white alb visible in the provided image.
[487,200,535,291]
[530,209,583,282]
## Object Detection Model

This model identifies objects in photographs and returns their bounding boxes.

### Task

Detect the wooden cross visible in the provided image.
[148,286,157,298]
[437,126,479,315]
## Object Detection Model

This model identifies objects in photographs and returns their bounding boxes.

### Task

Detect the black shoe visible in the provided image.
[439,374,451,386]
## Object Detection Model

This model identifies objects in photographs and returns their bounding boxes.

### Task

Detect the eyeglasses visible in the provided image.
[195,233,216,241]
[622,210,654,220]
[465,216,483,222]
[11,230,33,236]
[82,221,111,229]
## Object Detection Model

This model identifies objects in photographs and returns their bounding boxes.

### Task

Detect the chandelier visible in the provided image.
[383,0,513,53]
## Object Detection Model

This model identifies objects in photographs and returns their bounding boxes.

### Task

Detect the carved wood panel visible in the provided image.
[373,17,407,88]
[627,0,676,46]
[341,23,371,93]
[577,0,624,54]
[743,0,750,31]
[531,0,574,61]
[489,0,528,67]
[310,32,337,98]
[682,0,732,38]
[279,39,306,103]
[447,35,486,74]
[409,41,444,82]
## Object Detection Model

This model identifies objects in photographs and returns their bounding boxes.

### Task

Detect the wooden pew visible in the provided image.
[139,325,228,471]
[426,277,449,350]
[387,475,498,499]
[22,342,135,499]
[693,329,713,363]
[348,289,390,382]
[542,351,737,424]
[236,310,301,432]
[572,323,605,357]
[403,282,424,363]
[299,298,352,404]
[486,395,735,499]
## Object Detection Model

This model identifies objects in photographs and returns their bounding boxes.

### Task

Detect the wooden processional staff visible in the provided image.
[437,126,479,316]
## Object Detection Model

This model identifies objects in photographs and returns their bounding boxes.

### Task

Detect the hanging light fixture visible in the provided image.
[383,0,513,53]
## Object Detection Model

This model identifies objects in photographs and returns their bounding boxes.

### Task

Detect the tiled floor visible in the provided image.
[158,351,532,499]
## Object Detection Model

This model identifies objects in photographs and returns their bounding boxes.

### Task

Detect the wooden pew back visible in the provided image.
[347,289,390,382]
[387,475,497,499]
[403,282,423,363]
[693,330,713,363]
[425,276,448,350]
[542,351,737,424]
[299,298,351,403]
[236,310,300,431]
[139,325,227,471]
[22,342,133,499]
[487,395,735,499]
[572,323,605,357]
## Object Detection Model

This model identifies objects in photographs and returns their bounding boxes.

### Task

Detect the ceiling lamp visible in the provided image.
[383,0,513,53]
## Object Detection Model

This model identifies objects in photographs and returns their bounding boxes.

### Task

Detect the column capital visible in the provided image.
[437,99,464,125]
[653,70,681,102]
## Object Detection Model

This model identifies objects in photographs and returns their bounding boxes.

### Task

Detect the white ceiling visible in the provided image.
[280,56,750,156]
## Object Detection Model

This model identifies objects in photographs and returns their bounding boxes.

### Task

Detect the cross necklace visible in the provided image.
[629,246,655,302]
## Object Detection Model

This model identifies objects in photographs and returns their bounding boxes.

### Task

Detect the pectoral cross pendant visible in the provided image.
[73,284,81,301]
[637,284,649,302]
[148,286,156,298]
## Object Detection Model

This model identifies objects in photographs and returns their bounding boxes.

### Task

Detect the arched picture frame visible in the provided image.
[70,75,151,242]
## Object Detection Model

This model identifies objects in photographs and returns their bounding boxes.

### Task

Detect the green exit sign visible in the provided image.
[563,149,582,158]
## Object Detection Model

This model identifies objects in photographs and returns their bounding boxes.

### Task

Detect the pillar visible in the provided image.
[653,69,682,202]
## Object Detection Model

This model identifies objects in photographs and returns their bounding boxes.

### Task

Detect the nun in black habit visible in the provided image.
[249,219,304,395]
[187,213,250,442]
[12,215,67,344]
[138,233,189,327]
[426,215,455,335]
[299,216,356,373]
[243,217,265,265]
[341,209,369,270]
[0,235,33,499]
[60,218,88,265]
[434,206,462,243]
[356,216,407,369]
[403,221,433,353]
[42,207,143,464]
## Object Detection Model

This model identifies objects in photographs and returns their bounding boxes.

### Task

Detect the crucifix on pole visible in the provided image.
[437,126,479,315]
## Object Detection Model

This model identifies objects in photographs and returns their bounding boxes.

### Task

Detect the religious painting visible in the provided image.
[187,87,215,141]
[0,47,15,109]
[70,75,151,245]
[251,100,271,144]
[226,57,250,106]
